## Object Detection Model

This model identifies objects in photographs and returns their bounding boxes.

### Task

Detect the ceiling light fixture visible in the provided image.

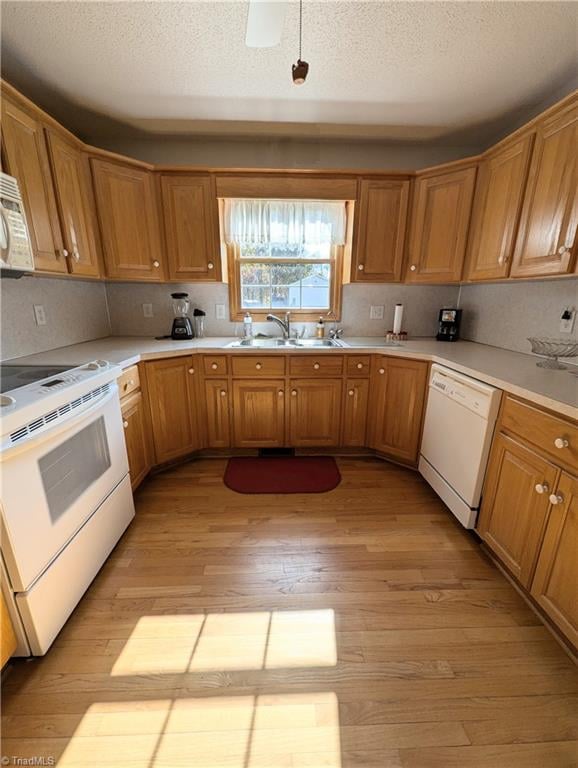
[292,0,309,85]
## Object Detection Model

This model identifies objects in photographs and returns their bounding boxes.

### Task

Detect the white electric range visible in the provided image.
[0,360,135,655]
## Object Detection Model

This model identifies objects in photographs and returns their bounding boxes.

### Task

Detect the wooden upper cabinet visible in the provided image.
[45,129,102,277]
[477,434,559,588]
[160,174,221,281]
[465,134,534,281]
[531,472,577,647]
[511,97,577,277]
[232,380,285,448]
[352,179,410,282]
[91,158,165,281]
[0,95,66,273]
[369,357,428,465]
[406,165,477,283]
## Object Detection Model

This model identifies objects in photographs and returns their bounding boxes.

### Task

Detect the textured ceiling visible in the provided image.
[1,1,577,141]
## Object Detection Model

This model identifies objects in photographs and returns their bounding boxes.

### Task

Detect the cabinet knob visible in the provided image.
[356,363,363,369]
[378,368,385,375]
[313,363,320,370]
[123,420,128,429]
[188,368,194,374]
[534,483,549,495]
[549,492,564,506]
[207,262,214,270]
[278,390,284,397]
[211,363,218,370]
[256,363,262,370]
[291,389,297,396]
[152,260,160,268]
[72,248,80,262]
[220,390,227,397]
[554,437,569,449]
[358,264,364,271]
[558,246,569,255]
[348,389,355,396]
[60,248,69,259]
[410,264,417,272]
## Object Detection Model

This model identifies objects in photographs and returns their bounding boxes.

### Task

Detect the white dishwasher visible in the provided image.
[419,364,502,529]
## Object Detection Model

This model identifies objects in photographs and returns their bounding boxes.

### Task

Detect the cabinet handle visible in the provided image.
[534,483,549,495]
[549,492,564,506]
[410,264,417,272]
[358,264,364,271]
[348,389,355,396]
[291,389,297,396]
[123,420,128,429]
[207,262,214,270]
[220,390,227,397]
[313,363,320,370]
[256,363,262,370]
[211,363,218,370]
[554,437,569,449]
[378,368,385,375]
[152,260,160,268]
[188,368,195,374]
[356,363,363,370]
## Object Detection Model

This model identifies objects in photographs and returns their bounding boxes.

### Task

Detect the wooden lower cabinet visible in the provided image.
[121,391,151,490]
[477,434,559,588]
[232,380,285,448]
[145,357,202,463]
[369,357,428,464]
[530,472,577,647]
[288,379,342,447]
[204,379,231,448]
[342,378,369,447]
[1,590,17,668]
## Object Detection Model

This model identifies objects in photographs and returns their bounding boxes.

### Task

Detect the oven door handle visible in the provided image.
[0,385,119,461]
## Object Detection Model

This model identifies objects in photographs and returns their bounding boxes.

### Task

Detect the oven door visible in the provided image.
[0,385,128,591]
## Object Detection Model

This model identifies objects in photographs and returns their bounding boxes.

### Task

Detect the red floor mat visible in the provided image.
[223,456,341,494]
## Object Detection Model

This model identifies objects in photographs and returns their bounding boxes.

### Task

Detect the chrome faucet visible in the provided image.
[266,312,291,339]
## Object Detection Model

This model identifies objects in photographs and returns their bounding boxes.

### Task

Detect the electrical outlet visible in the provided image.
[560,307,576,334]
[370,305,384,320]
[215,304,226,320]
[142,303,153,318]
[33,304,47,326]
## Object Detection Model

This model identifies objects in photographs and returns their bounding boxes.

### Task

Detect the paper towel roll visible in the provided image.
[393,304,403,334]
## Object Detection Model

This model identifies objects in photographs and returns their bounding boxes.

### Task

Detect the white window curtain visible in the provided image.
[223,199,347,246]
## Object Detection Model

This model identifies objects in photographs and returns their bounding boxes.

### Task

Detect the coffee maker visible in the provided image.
[170,292,194,340]
[436,308,462,342]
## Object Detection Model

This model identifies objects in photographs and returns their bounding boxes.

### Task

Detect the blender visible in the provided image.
[170,292,194,339]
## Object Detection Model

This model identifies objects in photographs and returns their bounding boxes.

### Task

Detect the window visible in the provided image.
[223,199,347,320]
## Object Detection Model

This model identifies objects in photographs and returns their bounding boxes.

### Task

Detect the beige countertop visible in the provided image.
[8,336,578,419]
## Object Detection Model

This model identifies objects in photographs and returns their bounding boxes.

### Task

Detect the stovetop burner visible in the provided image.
[0,365,71,394]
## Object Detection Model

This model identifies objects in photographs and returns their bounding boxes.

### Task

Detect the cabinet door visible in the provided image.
[288,379,342,447]
[511,98,577,277]
[531,472,577,647]
[204,379,231,448]
[0,591,17,668]
[121,391,151,491]
[145,357,200,463]
[91,158,165,281]
[232,380,285,448]
[370,357,428,465]
[1,97,67,273]
[406,166,476,283]
[477,434,559,588]
[342,378,369,447]
[465,135,534,281]
[161,174,221,281]
[45,129,102,277]
[352,179,410,282]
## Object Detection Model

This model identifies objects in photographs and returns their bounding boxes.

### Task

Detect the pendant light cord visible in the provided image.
[299,0,303,60]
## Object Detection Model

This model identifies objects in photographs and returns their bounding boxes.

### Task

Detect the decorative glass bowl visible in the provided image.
[528,337,578,369]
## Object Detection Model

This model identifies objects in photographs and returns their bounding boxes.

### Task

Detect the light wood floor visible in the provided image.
[2,458,577,767]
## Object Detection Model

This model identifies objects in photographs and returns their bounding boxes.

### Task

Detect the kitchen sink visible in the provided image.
[227,338,344,349]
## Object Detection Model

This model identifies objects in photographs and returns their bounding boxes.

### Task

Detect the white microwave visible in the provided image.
[0,172,34,273]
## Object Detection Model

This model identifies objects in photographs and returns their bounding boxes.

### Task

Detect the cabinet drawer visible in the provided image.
[203,356,228,376]
[289,355,344,376]
[501,396,578,472]
[346,356,371,375]
[231,356,286,377]
[118,365,140,399]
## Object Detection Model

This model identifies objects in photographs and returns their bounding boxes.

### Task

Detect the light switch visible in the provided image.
[215,304,226,320]
[370,305,384,320]
[33,304,47,326]
[560,307,576,334]
[142,303,154,318]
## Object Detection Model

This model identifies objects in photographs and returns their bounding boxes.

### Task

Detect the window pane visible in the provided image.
[240,242,330,260]
[240,262,330,311]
